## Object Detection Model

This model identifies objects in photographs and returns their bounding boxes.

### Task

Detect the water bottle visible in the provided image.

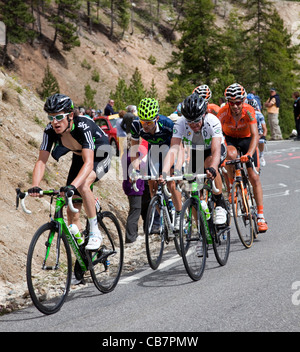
[200,200,211,220]
[69,224,84,246]
[168,199,175,222]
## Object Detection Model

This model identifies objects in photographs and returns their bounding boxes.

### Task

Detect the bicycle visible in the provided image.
[16,187,124,315]
[132,175,182,270]
[178,174,231,281]
[225,155,259,248]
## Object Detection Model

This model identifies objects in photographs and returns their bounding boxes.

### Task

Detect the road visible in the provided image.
[1,139,300,333]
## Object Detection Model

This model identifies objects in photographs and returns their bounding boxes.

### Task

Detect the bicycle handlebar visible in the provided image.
[15,188,79,214]
[132,174,219,193]
[225,156,259,175]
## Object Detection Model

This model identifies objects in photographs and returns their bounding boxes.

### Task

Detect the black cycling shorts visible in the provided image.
[224,135,259,168]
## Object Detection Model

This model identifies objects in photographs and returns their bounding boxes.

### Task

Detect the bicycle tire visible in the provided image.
[209,202,231,266]
[231,181,254,248]
[26,222,72,315]
[245,181,258,239]
[89,211,124,293]
[145,195,164,270]
[179,198,207,281]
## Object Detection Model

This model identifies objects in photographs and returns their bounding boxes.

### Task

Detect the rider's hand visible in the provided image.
[158,172,167,184]
[28,186,42,197]
[60,184,77,197]
[240,153,251,163]
[205,167,217,180]
[129,169,140,182]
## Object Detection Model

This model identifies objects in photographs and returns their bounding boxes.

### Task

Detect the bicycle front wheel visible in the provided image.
[89,211,124,293]
[145,195,164,270]
[231,181,254,248]
[26,222,72,315]
[179,198,207,281]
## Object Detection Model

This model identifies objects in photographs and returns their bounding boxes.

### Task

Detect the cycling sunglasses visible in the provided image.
[228,100,243,106]
[140,119,156,126]
[48,113,70,122]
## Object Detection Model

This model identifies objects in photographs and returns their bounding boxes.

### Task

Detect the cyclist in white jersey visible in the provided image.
[161,93,227,225]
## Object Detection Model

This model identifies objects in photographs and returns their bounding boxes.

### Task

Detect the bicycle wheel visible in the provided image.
[89,211,124,293]
[231,181,254,248]
[26,222,72,315]
[179,198,207,281]
[145,195,164,270]
[245,181,258,239]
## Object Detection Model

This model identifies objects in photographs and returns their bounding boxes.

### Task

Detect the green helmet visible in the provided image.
[138,98,159,121]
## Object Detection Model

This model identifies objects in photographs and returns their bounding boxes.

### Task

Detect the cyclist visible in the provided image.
[217,83,268,233]
[193,84,220,116]
[28,93,111,250]
[130,97,182,231]
[161,93,228,225]
[247,93,267,167]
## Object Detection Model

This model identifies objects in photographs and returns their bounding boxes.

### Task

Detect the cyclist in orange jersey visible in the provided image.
[193,84,220,116]
[217,83,268,233]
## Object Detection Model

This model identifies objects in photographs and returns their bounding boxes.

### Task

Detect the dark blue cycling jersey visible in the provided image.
[131,115,174,147]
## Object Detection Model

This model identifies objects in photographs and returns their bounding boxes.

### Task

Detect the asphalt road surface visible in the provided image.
[1,139,300,333]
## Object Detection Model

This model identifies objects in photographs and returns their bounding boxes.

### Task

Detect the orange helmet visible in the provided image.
[224,83,246,101]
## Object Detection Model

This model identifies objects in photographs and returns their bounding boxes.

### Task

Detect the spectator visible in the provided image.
[121,105,138,134]
[264,88,282,140]
[104,99,116,116]
[116,110,127,158]
[292,91,300,140]
[122,136,148,244]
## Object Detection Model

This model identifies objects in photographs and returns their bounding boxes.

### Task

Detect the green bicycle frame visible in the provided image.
[190,181,213,244]
[46,193,88,272]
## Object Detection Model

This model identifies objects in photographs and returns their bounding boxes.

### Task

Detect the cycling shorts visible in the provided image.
[224,134,259,168]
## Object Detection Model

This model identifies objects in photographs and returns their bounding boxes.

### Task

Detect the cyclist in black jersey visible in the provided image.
[28,94,111,250]
[130,98,182,231]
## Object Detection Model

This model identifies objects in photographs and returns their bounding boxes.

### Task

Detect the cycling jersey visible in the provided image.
[217,103,257,138]
[131,115,174,147]
[207,103,220,116]
[172,114,225,149]
[40,115,109,160]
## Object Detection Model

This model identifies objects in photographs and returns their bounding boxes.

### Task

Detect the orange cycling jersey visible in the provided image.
[207,103,220,116]
[217,103,257,138]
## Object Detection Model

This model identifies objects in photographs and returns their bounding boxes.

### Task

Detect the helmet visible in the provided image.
[224,83,247,101]
[246,95,259,110]
[181,93,208,122]
[193,84,212,100]
[44,93,74,114]
[138,98,159,121]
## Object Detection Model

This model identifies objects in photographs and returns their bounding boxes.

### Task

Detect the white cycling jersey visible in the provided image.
[172,113,225,150]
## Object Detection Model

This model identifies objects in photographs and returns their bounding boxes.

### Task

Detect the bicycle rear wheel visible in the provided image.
[145,195,164,270]
[89,211,124,293]
[179,198,207,281]
[231,181,254,248]
[26,222,72,315]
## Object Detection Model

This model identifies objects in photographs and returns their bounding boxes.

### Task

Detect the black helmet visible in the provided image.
[181,93,208,122]
[44,93,74,114]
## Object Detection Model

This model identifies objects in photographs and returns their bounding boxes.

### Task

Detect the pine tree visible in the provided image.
[84,84,97,108]
[1,0,35,43]
[40,64,60,100]
[51,0,81,51]
[127,67,146,105]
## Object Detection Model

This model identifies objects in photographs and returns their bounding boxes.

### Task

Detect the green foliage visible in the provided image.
[51,0,81,51]
[1,0,35,43]
[40,64,60,100]
[91,69,100,82]
[110,67,159,111]
[84,84,96,108]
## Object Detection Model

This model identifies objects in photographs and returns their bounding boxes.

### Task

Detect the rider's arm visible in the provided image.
[30,150,50,196]
[70,148,94,189]
[130,138,141,171]
[248,123,259,156]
